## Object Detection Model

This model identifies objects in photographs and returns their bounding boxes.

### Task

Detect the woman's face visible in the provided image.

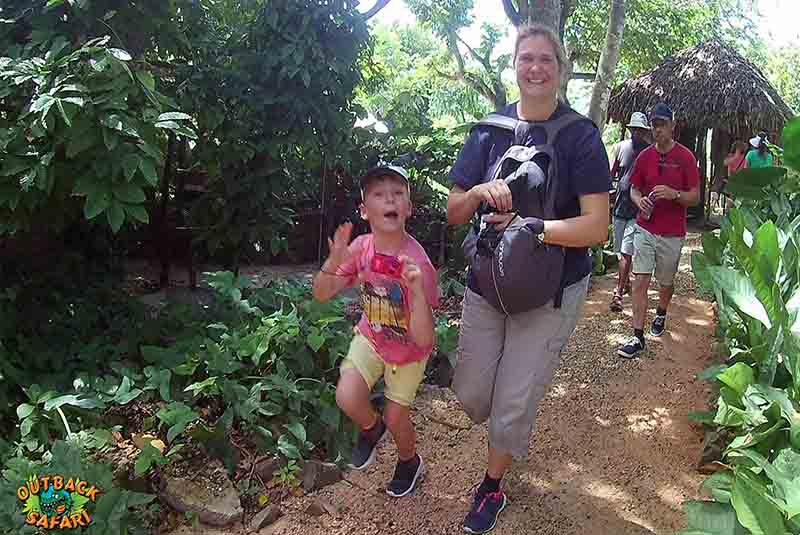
[515,35,561,101]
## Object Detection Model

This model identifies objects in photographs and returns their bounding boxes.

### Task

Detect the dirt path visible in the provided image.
[234,232,716,535]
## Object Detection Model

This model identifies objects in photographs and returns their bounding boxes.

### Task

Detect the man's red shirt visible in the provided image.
[630,143,699,237]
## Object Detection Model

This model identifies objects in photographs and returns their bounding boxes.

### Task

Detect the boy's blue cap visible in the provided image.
[359,165,410,192]
[650,103,674,122]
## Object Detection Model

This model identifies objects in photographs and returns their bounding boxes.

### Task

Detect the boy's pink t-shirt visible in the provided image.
[336,233,439,365]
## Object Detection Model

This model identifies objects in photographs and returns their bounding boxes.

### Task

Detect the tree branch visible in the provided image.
[501,0,523,26]
[455,34,491,71]
[360,0,393,20]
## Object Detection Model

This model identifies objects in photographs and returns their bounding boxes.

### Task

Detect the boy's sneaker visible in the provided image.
[651,314,667,337]
[348,419,386,470]
[386,453,424,498]
[463,488,508,534]
[617,336,645,359]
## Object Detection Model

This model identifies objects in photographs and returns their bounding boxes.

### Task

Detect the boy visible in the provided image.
[312,164,439,497]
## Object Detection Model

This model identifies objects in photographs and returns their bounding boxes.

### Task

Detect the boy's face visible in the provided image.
[359,176,412,235]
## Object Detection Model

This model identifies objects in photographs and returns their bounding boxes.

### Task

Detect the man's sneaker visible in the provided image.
[609,291,623,312]
[348,420,386,470]
[464,489,508,534]
[651,315,667,337]
[617,336,645,359]
[386,454,424,498]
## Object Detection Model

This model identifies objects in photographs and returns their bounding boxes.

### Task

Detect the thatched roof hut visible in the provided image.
[607,39,794,221]
[608,39,794,138]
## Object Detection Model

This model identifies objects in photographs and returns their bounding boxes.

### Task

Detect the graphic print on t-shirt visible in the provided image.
[361,279,408,342]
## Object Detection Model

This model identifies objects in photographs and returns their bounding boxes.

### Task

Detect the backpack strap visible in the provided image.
[473,113,519,132]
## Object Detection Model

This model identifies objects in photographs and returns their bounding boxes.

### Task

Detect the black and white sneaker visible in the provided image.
[651,315,667,337]
[386,454,424,498]
[348,420,387,470]
[617,336,645,359]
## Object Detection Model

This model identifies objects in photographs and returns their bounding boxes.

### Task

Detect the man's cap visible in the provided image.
[649,103,674,122]
[359,164,410,192]
[626,112,650,130]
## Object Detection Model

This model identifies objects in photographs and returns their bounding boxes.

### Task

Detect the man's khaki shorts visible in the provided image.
[340,331,428,407]
[632,226,684,286]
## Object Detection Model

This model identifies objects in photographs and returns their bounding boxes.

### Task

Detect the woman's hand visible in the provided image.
[483,212,516,230]
[469,180,513,213]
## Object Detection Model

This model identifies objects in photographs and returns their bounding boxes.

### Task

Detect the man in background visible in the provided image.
[609,112,651,312]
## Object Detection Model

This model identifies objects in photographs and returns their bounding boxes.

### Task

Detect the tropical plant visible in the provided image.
[684,117,800,535]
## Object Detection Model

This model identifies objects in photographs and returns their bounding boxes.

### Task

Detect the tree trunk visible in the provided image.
[588,0,625,130]
[526,0,562,31]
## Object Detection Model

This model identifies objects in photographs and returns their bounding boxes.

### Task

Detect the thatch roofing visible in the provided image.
[608,40,794,138]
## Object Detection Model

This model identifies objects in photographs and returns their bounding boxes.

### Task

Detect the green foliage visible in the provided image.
[0,23,194,234]
[568,0,762,82]
[686,117,800,534]
[763,45,800,115]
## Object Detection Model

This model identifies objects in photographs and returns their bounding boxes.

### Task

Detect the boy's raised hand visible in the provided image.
[326,222,353,269]
[398,255,424,295]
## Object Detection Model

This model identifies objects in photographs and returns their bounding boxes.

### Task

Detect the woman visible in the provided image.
[718,141,748,212]
[446,24,611,534]
[746,131,774,168]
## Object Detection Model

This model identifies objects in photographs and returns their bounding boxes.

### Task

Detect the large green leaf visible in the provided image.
[680,501,747,535]
[113,183,146,203]
[708,266,772,328]
[731,469,787,535]
[782,117,800,172]
[703,471,734,504]
[727,167,788,200]
[717,363,755,396]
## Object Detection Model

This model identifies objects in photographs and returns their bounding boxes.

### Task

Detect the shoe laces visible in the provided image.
[624,335,642,347]
[475,490,503,513]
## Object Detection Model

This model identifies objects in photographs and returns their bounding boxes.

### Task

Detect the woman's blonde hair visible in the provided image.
[513,24,567,73]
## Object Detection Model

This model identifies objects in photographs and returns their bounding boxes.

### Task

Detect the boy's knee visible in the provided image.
[335,381,357,413]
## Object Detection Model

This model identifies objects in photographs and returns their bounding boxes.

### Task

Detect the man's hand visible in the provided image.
[638,194,655,212]
[469,180,513,213]
[325,222,353,271]
[398,255,425,296]
[650,185,679,201]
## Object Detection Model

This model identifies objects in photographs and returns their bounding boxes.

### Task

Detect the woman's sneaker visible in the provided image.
[386,454,424,497]
[348,420,386,470]
[617,336,645,359]
[463,488,508,534]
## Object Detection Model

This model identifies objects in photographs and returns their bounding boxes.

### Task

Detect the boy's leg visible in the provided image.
[336,368,377,430]
[338,333,386,469]
[383,360,427,497]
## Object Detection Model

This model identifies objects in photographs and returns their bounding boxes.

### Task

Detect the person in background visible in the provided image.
[617,103,699,359]
[609,112,651,312]
[718,141,748,212]
[745,131,774,168]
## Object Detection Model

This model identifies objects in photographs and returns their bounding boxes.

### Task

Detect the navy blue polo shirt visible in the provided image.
[449,102,612,292]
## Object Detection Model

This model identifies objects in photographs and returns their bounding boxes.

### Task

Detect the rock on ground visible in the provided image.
[160,474,244,527]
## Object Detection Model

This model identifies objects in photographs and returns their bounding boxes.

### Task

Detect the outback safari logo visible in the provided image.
[17,474,100,530]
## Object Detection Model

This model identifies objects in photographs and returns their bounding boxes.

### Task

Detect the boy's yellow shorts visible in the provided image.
[340,331,428,407]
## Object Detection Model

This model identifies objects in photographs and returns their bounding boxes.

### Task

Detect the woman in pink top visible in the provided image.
[724,141,748,175]
[719,141,748,212]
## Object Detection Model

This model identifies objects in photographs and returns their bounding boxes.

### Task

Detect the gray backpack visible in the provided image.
[462,111,590,315]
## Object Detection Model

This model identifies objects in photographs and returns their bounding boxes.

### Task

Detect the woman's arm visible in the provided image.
[447,181,513,225]
[540,192,610,247]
